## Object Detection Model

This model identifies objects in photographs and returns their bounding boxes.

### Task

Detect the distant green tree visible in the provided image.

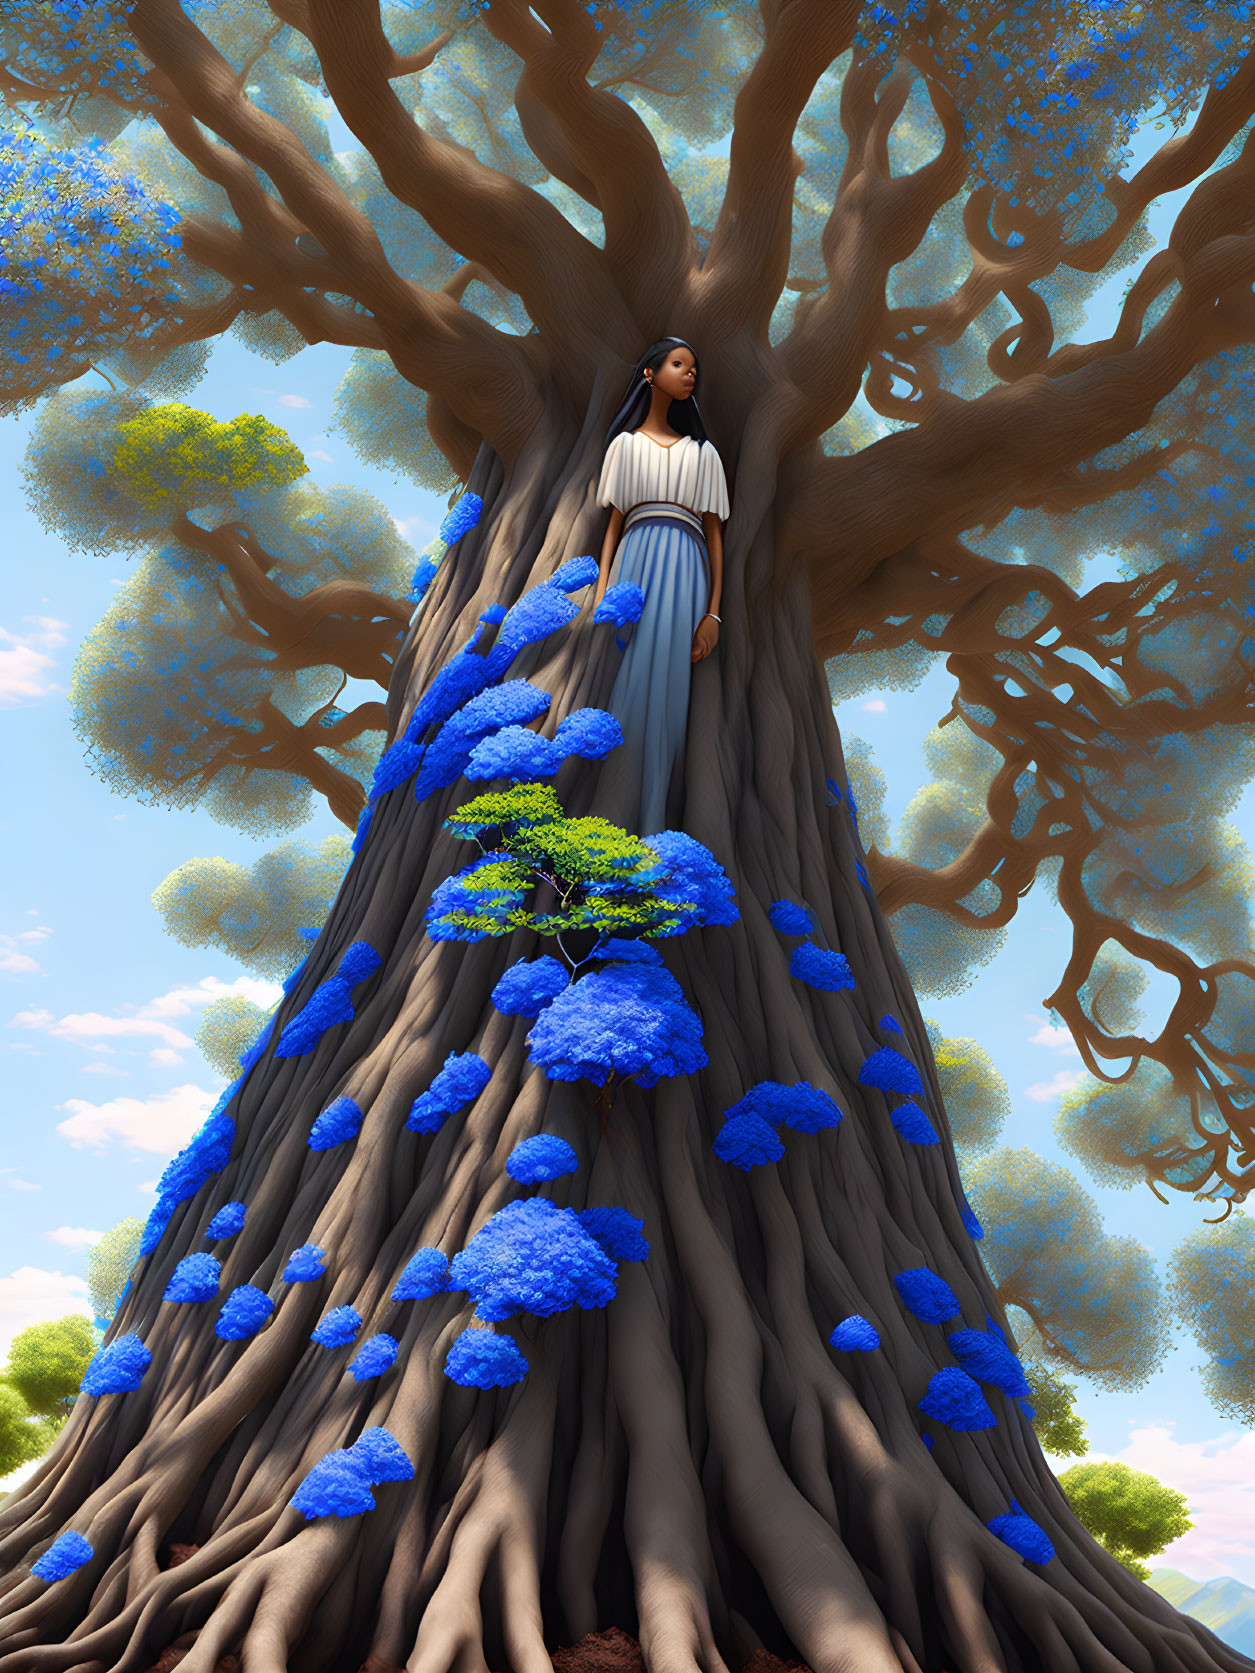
[1058,1462,1194,1583]
[85,1219,144,1324]
[0,1385,53,1480]
[1023,1360,1089,1460]
[3,1318,95,1424]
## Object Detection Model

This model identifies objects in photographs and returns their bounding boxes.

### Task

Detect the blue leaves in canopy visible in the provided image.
[308,1097,364,1152]
[205,1201,246,1240]
[348,1333,399,1381]
[551,554,599,592]
[491,955,570,1018]
[790,943,855,991]
[859,1046,925,1097]
[445,1328,529,1389]
[714,1111,785,1170]
[593,583,645,626]
[830,1315,881,1352]
[525,962,707,1089]
[917,1367,998,1431]
[894,1267,962,1323]
[988,1506,1055,1565]
[282,1244,327,1283]
[769,899,815,935]
[31,1531,94,1583]
[425,852,528,942]
[577,1207,649,1264]
[163,1253,221,1304]
[946,1328,1032,1397]
[215,1284,273,1340]
[81,1334,151,1395]
[405,1050,492,1134]
[506,1134,580,1183]
[448,1198,618,1321]
[311,1305,362,1348]
[275,941,380,1057]
[414,679,552,802]
[891,1102,940,1145]
[392,1247,450,1301]
[641,829,739,934]
[439,493,482,546]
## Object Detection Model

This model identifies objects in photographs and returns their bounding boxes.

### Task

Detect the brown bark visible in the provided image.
[0,427,1250,1673]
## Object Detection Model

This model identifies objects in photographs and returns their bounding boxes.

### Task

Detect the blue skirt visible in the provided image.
[606,513,709,837]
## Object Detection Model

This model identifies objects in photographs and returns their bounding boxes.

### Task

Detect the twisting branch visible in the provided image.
[300,0,642,382]
[776,53,969,442]
[129,0,543,456]
[483,0,694,331]
[695,0,859,342]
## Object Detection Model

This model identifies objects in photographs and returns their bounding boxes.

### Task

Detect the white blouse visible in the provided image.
[596,432,731,521]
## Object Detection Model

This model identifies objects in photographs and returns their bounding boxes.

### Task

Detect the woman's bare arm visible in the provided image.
[692,510,724,662]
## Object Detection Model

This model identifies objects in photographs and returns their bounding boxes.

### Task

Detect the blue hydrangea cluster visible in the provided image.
[465,707,623,784]
[789,944,855,992]
[592,937,662,965]
[526,962,707,1089]
[141,1108,237,1257]
[491,956,570,1018]
[551,554,599,591]
[713,1081,843,1169]
[576,1207,649,1263]
[392,1247,450,1301]
[308,1097,364,1152]
[406,1050,493,1134]
[351,807,373,855]
[409,552,441,605]
[311,1305,362,1348]
[593,582,645,627]
[415,680,553,803]
[81,1333,151,1395]
[348,1333,399,1381]
[768,899,815,935]
[291,1451,376,1519]
[448,1198,618,1321]
[370,739,425,799]
[352,1426,415,1483]
[961,1201,985,1240]
[917,1367,998,1431]
[163,1254,221,1304]
[439,493,482,546]
[890,1102,940,1145]
[894,1267,961,1324]
[31,1529,93,1583]
[879,1015,903,1034]
[490,585,580,666]
[205,1201,246,1240]
[215,1285,273,1341]
[444,1327,529,1388]
[829,1315,881,1352]
[282,1244,327,1283]
[988,1504,1055,1564]
[275,941,381,1057]
[945,1329,1031,1396]
[506,1134,580,1183]
[641,831,739,934]
[859,1046,925,1097]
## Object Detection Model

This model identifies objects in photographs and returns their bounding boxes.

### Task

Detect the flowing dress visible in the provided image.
[595,430,731,836]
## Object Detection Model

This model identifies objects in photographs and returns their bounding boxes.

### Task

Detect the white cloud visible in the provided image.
[81,1061,130,1077]
[308,448,333,463]
[1066,1424,1255,1589]
[0,1170,40,1192]
[0,1266,92,1363]
[1024,1068,1086,1104]
[0,617,68,706]
[56,1083,218,1156]
[861,699,887,713]
[394,515,437,542]
[44,1227,103,1251]
[1027,1014,1083,1056]
[277,393,312,409]
[148,1048,186,1068]
[7,976,280,1057]
[138,1179,158,1197]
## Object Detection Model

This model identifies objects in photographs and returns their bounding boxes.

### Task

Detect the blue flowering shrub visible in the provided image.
[448,1199,618,1321]
[445,1328,529,1389]
[713,1081,843,1170]
[81,1334,150,1395]
[31,1530,93,1583]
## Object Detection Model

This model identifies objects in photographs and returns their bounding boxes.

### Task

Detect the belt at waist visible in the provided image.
[622,501,705,540]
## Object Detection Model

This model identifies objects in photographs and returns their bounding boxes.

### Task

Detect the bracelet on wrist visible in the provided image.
[703,612,721,624]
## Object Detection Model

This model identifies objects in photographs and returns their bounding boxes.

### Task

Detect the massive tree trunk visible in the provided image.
[0,372,1249,1673]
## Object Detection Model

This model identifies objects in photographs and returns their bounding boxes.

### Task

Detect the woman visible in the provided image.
[592,337,729,836]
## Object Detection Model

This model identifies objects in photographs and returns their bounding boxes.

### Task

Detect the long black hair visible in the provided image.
[603,336,709,450]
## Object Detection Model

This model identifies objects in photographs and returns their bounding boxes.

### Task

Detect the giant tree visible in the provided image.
[3,1,1255,1671]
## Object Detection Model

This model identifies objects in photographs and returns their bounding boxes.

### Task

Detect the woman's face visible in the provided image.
[647,345,698,404]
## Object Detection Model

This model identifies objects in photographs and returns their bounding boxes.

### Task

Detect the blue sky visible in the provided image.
[3,113,1255,1587]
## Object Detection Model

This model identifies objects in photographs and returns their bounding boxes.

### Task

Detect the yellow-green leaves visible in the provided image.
[112,405,306,513]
